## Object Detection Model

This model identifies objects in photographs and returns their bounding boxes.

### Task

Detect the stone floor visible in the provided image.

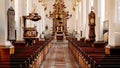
[40,40,80,68]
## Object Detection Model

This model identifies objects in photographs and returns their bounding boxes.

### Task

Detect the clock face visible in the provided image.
[90,18,94,24]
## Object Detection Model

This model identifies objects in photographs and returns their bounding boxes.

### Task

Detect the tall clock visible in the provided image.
[88,10,96,43]
[90,18,95,25]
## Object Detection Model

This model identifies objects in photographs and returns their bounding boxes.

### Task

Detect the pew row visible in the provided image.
[0,37,53,68]
[68,37,120,68]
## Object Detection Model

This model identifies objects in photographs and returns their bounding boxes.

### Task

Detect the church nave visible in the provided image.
[40,41,80,68]
[1,0,120,68]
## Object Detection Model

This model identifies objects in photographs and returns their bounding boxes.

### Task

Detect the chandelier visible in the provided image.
[72,0,81,11]
[38,0,47,10]
[46,0,72,20]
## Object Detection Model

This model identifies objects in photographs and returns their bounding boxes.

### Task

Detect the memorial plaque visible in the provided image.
[7,7,16,41]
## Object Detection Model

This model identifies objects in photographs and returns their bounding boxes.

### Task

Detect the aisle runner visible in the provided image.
[40,42,80,68]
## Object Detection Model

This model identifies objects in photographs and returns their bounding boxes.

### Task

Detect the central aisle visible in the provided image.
[40,41,80,68]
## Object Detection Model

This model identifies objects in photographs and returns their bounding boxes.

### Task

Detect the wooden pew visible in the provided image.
[89,55,120,68]
[0,37,53,68]
[68,37,120,68]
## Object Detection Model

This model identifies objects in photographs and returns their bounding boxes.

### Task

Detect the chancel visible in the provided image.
[46,0,72,36]
[1,0,120,68]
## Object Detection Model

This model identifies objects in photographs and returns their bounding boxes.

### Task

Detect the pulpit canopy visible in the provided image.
[26,13,41,21]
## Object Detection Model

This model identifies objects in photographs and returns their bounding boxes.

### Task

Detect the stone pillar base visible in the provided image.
[105,45,120,55]
[0,45,14,55]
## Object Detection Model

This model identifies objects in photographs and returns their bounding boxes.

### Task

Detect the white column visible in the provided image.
[105,0,117,47]
[94,0,105,41]
[20,0,27,40]
[0,0,12,46]
[113,0,120,46]
[93,0,100,41]
[15,0,24,41]
[104,0,120,55]
[15,0,20,41]
[75,5,79,32]
[27,0,32,15]
[82,0,86,37]
[105,0,115,46]
[80,1,83,37]
[37,2,46,35]
[15,0,30,41]
[41,6,45,32]
[100,0,105,40]
[78,2,81,34]
[85,0,89,39]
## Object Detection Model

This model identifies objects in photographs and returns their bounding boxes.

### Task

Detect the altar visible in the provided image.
[56,31,64,40]
[46,0,72,36]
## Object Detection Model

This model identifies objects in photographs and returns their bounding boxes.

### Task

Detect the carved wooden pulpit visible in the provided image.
[22,13,41,46]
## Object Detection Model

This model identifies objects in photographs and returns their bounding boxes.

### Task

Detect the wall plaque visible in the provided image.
[7,7,16,41]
